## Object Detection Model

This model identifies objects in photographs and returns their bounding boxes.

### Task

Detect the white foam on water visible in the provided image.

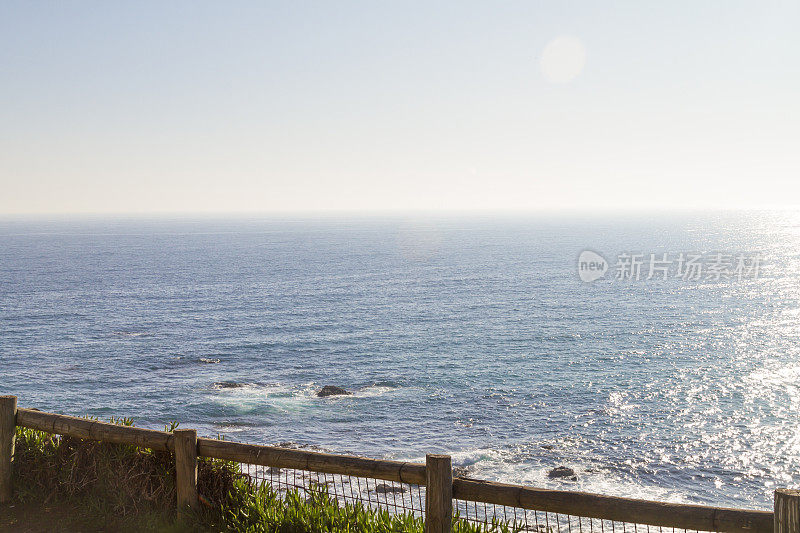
[212,424,251,434]
[353,383,401,398]
[450,447,503,469]
[210,382,318,413]
[413,444,692,505]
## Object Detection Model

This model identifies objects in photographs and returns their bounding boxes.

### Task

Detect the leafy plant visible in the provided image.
[12,423,522,532]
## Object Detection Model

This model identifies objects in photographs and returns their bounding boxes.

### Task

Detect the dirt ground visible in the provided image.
[0,501,102,532]
[0,501,174,533]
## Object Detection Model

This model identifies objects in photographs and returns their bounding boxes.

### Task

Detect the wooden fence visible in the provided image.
[0,396,792,533]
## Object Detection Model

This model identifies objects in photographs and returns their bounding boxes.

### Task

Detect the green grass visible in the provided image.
[9,421,524,532]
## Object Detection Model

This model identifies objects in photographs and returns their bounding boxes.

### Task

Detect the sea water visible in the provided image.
[2,211,799,510]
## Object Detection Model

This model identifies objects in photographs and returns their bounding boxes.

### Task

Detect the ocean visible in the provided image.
[2,211,799,510]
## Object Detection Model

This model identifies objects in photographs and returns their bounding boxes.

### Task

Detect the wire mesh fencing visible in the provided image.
[237,462,426,518]
[235,464,722,533]
[454,499,718,533]
[7,402,774,533]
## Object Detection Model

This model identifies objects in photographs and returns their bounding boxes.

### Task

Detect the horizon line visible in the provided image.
[2,205,800,219]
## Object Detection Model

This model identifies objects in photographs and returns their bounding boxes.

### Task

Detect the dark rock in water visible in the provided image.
[214,381,245,389]
[548,466,576,479]
[274,441,324,452]
[317,385,352,397]
[375,483,406,494]
[540,444,554,450]
[452,466,470,478]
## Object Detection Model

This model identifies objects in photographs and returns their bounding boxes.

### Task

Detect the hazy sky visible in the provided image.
[2,1,799,215]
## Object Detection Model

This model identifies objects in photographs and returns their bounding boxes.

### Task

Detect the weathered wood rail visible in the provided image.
[0,397,792,533]
[453,478,774,533]
[196,437,427,485]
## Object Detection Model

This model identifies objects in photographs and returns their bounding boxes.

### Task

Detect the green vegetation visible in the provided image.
[8,421,523,532]
[11,420,186,531]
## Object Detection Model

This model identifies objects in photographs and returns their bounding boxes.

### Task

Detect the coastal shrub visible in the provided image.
[11,422,522,532]
[219,480,426,532]
[12,419,191,529]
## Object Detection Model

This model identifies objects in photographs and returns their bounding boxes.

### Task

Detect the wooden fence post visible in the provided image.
[775,489,800,533]
[0,396,17,503]
[425,454,452,533]
[174,429,199,520]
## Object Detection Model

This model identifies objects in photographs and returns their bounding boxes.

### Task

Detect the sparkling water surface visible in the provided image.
[2,211,799,510]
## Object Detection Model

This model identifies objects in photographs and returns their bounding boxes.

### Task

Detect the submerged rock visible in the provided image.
[213,381,245,389]
[548,466,576,479]
[375,483,406,494]
[317,385,352,397]
[452,466,469,478]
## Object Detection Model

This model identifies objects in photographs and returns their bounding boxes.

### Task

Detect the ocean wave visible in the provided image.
[352,382,401,398]
[208,381,319,413]
[409,443,692,504]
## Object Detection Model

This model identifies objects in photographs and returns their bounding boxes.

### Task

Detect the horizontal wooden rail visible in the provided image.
[197,437,427,485]
[10,404,777,533]
[17,408,175,452]
[15,407,426,485]
[453,478,773,533]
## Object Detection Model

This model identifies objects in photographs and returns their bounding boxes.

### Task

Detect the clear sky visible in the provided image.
[2,1,799,215]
